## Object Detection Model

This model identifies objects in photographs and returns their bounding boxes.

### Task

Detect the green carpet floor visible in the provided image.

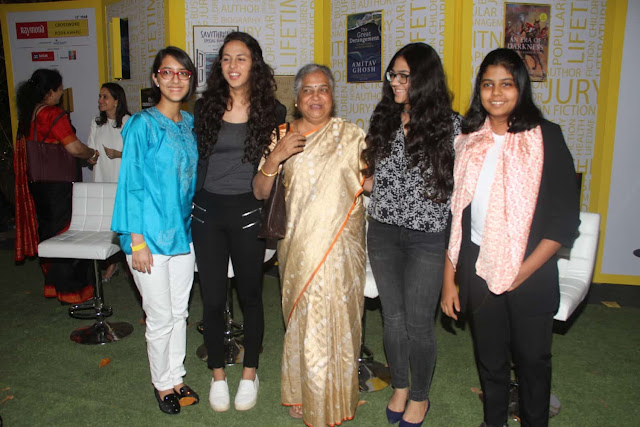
[0,249,639,426]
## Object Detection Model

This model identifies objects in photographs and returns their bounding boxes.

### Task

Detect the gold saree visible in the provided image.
[277,118,366,426]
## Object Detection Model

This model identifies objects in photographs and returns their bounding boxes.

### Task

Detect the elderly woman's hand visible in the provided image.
[253,130,306,200]
[267,130,306,166]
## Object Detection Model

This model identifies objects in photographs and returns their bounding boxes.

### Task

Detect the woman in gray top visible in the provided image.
[192,32,285,413]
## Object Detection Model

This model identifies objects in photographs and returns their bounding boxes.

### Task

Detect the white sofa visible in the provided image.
[554,212,600,321]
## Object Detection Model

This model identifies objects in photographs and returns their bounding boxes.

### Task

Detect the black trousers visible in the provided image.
[463,243,554,427]
[192,190,265,370]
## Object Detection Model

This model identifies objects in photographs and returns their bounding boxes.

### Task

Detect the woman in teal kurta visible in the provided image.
[113,106,197,255]
[111,46,200,415]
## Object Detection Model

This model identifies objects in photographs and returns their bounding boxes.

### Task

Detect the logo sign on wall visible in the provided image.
[193,25,238,91]
[31,51,54,61]
[16,19,89,39]
[347,11,383,83]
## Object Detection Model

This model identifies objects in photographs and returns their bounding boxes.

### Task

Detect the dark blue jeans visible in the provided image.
[367,219,445,401]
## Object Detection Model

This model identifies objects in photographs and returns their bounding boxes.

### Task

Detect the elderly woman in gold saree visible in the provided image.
[253,64,367,426]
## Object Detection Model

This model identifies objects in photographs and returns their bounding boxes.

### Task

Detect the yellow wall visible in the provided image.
[589,1,637,285]
[2,0,635,284]
[164,0,185,49]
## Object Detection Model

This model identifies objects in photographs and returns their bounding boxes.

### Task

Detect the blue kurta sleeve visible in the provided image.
[111,109,197,256]
[111,114,148,252]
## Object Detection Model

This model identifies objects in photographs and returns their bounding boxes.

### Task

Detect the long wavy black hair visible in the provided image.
[16,68,62,138]
[361,43,455,201]
[463,48,542,134]
[95,82,131,129]
[194,32,278,164]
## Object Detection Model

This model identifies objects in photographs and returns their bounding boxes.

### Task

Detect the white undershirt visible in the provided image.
[471,132,505,246]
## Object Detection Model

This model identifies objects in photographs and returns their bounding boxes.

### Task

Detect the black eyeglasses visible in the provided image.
[385,71,410,84]
[157,69,192,80]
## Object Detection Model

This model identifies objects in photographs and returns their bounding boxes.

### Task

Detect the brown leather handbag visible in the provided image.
[258,123,289,240]
[26,111,77,183]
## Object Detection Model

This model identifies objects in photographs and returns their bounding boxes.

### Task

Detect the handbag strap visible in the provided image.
[31,107,67,144]
[276,122,290,141]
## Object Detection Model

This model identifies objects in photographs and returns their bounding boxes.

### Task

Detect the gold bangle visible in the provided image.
[259,166,278,177]
[131,242,147,252]
[90,149,98,160]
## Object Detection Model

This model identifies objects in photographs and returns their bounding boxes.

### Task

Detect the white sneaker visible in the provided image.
[208,378,230,412]
[234,374,259,411]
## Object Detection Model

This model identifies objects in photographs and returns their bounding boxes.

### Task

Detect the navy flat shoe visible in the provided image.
[386,406,404,424]
[399,399,430,427]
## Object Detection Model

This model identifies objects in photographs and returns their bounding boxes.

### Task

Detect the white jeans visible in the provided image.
[127,243,195,391]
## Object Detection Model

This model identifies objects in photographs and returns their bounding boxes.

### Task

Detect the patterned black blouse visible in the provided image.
[368,113,462,232]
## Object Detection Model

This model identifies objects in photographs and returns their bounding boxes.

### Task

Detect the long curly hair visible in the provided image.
[95,82,131,129]
[362,43,455,201]
[194,32,278,164]
[16,68,62,138]
[463,48,542,134]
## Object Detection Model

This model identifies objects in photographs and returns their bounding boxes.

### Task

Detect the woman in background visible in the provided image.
[441,48,579,427]
[193,31,285,412]
[87,82,130,183]
[362,43,461,426]
[112,46,199,415]
[14,68,99,304]
[87,82,131,282]
[254,64,367,426]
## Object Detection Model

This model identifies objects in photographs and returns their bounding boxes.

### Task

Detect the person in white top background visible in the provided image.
[87,82,131,183]
[87,82,131,282]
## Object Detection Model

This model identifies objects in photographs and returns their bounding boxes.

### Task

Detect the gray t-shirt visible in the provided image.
[203,121,255,194]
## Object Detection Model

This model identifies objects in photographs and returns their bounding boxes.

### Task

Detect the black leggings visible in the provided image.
[192,190,266,370]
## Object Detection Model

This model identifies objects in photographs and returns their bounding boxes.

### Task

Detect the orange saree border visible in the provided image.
[286,177,365,324]
[280,403,356,427]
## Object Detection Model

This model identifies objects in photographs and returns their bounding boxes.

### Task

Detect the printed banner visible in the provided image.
[16,19,89,39]
[185,0,314,76]
[6,8,99,145]
[504,3,550,82]
[193,25,237,91]
[346,11,383,83]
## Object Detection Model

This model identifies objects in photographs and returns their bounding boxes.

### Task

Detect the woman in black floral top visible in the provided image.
[362,43,461,427]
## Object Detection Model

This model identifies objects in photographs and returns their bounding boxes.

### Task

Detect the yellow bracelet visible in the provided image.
[131,242,147,252]
[259,166,278,177]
